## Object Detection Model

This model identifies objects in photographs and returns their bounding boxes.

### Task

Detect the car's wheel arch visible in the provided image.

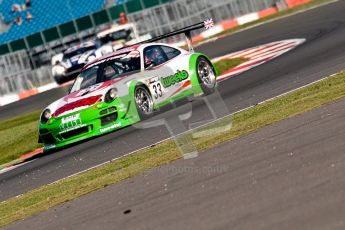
[128,80,151,98]
[128,80,154,119]
[188,53,216,95]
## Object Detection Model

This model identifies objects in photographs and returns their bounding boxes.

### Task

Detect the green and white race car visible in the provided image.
[38,21,217,150]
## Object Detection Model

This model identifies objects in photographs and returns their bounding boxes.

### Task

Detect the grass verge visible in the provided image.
[0,110,43,165]
[213,57,247,76]
[1,70,345,227]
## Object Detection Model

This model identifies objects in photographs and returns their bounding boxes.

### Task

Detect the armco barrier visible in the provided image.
[0,82,60,106]
[192,7,279,42]
[192,0,312,43]
[286,0,311,8]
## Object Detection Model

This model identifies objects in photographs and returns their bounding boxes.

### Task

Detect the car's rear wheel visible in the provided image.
[196,57,216,95]
[134,85,154,119]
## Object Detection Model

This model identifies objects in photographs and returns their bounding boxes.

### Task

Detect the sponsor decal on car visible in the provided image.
[61,114,80,123]
[59,114,86,133]
[100,122,122,133]
[161,70,189,88]
[203,18,214,29]
[149,76,159,84]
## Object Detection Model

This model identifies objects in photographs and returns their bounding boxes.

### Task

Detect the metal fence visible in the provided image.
[0,51,53,96]
[128,0,279,40]
[0,0,282,97]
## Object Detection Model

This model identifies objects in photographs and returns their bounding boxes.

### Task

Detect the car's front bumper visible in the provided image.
[39,97,140,151]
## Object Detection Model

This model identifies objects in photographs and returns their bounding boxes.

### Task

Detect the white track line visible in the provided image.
[0,161,32,174]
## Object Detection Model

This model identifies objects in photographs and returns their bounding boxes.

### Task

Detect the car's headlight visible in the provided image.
[53,65,66,75]
[104,88,118,103]
[41,109,51,123]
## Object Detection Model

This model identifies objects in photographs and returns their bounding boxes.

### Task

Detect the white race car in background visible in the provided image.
[51,41,104,84]
[96,23,151,54]
[52,24,151,84]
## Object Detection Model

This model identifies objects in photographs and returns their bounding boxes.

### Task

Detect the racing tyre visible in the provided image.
[134,85,154,119]
[196,57,216,95]
[54,75,64,85]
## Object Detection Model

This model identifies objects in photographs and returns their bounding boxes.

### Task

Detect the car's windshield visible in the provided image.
[99,29,133,45]
[64,46,96,59]
[69,65,99,93]
[102,51,141,81]
[69,51,140,93]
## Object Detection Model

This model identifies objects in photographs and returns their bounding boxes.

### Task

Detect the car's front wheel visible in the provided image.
[134,85,154,119]
[196,57,217,95]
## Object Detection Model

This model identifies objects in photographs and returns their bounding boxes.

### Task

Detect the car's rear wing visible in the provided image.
[125,18,214,52]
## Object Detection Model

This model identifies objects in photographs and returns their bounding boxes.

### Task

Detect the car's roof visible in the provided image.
[82,45,140,71]
[83,42,181,71]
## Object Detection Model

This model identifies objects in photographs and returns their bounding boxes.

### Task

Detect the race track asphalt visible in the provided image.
[1,0,345,202]
[5,83,345,230]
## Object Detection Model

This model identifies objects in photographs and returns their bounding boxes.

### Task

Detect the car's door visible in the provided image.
[143,45,189,104]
